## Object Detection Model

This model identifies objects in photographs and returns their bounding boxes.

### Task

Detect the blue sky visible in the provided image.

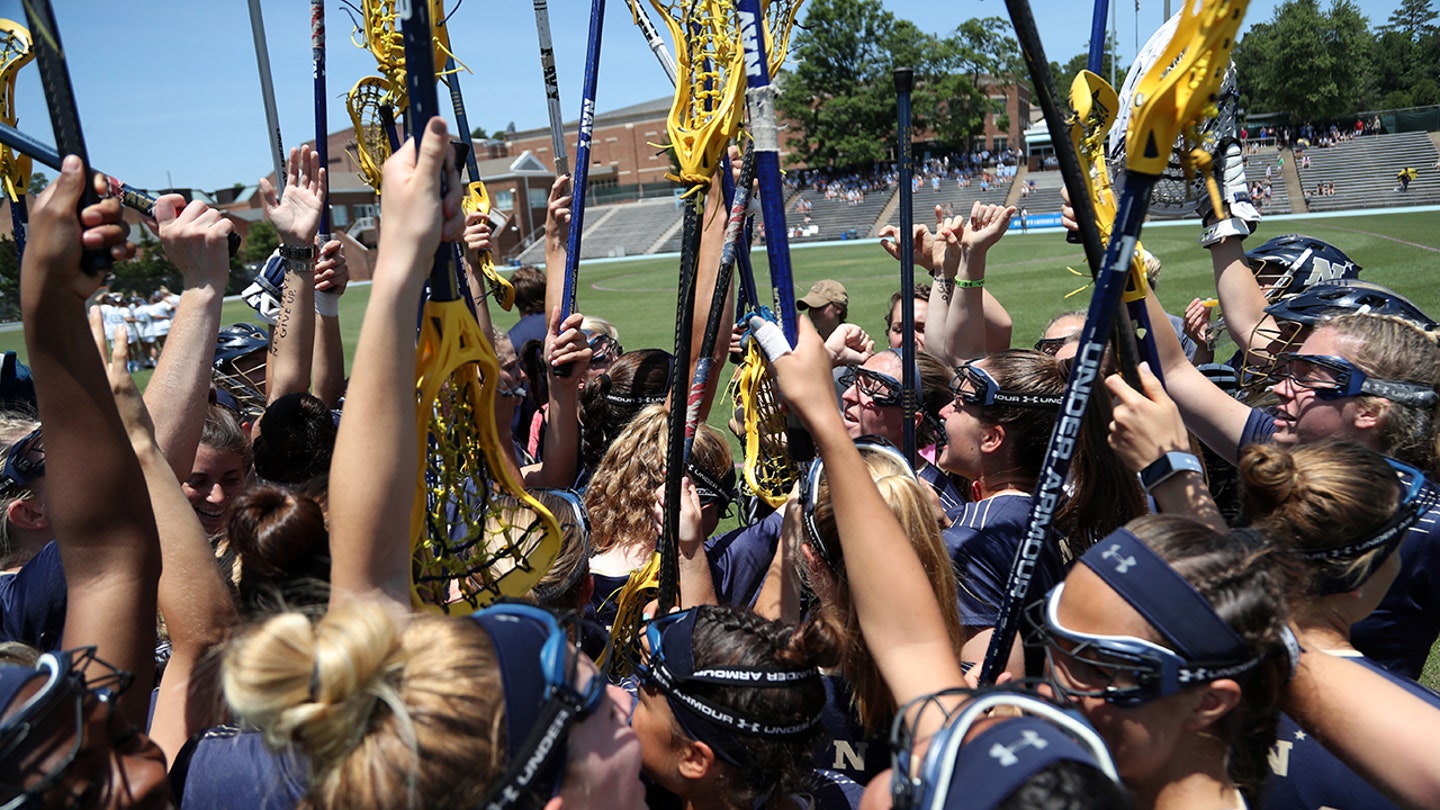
[3,0,1407,193]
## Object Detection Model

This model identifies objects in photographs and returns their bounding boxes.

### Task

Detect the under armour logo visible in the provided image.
[1102,544,1137,574]
[989,729,1049,766]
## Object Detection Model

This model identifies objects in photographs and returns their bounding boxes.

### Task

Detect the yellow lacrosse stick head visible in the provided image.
[761,0,803,78]
[1125,0,1247,179]
[603,552,661,679]
[346,76,393,193]
[650,0,748,190]
[0,19,33,204]
[462,181,516,311]
[729,339,798,507]
[411,300,562,610]
[1069,69,1150,300]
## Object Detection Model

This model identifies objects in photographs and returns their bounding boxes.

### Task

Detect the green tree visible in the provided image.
[0,234,19,322]
[1381,0,1438,39]
[1049,35,1117,110]
[471,125,489,140]
[240,219,279,265]
[27,172,46,196]
[929,18,1022,151]
[1233,0,1375,121]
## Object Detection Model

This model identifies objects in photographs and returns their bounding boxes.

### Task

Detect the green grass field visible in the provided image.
[4,208,1440,683]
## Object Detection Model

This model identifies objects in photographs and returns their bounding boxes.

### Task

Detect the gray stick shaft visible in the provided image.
[630,0,678,85]
[248,0,286,194]
[533,0,569,176]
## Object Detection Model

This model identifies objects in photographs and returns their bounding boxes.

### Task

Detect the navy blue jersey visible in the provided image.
[1242,406,1440,680]
[705,508,784,610]
[814,674,890,787]
[0,541,66,651]
[1264,655,1438,809]
[942,494,1064,629]
[170,726,307,810]
[918,463,968,521]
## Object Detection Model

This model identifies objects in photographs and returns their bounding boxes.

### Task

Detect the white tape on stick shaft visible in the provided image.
[748,316,792,362]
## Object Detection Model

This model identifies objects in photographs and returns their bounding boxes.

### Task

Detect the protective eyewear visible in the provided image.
[1291,457,1435,593]
[839,366,903,407]
[1033,335,1077,356]
[1029,583,1258,707]
[476,603,609,810]
[1275,352,1438,407]
[949,363,1063,408]
[799,437,916,572]
[888,684,1119,810]
[587,334,623,366]
[0,647,134,810]
[0,428,44,496]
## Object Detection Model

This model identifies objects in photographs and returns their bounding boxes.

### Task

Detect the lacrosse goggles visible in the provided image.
[950,362,1063,408]
[1274,352,1439,408]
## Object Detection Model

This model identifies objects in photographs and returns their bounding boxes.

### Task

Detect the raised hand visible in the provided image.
[1104,362,1189,473]
[315,239,349,294]
[957,201,1016,252]
[462,210,493,256]
[545,306,592,386]
[377,117,464,275]
[824,322,875,367]
[260,145,326,249]
[23,157,134,306]
[153,194,233,290]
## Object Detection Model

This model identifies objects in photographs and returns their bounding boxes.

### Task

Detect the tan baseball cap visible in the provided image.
[797,279,848,310]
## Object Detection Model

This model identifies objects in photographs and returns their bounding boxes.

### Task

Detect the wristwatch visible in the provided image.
[1138,451,1205,493]
[278,243,318,262]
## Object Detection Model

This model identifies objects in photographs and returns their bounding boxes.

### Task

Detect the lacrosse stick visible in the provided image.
[894,67,918,466]
[1108,12,1240,217]
[398,0,561,612]
[434,8,514,311]
[651,0,747,615]
[355,0,453,119]
[0,20,31,259]
[0,120,241,257]
[23,0,107,274]
[1088,0,1109,73]
[313,0,330,243]
[560,0,606,327]
[625,0,678,85]
[345,76,394,192]
[682,146,757,462]
[247,0,285,195]
[532,0,570,177]
[979,0,1248,685]
[1070,69,1163,376]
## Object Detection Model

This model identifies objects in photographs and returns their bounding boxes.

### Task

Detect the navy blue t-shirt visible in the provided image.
[170,726,307,810]
[705,509,784,610]
[0,541,66,651]
[813,674,890,787]
[1242,407,1440,680]
[1264,655,1438,810]
[942,494,1064,629]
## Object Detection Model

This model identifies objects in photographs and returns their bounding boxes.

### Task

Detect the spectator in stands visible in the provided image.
[797,280,848,340]
[1397,168,1416,192]
[507,265,548,354]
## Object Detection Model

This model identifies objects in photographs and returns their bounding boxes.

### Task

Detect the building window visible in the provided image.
[493,189,515,209]
[330,205,349,228]
[354,203,380,219]
[527,187,550,208]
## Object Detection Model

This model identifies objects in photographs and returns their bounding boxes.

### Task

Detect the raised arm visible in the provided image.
[934,201,1015,364]
[523,307,590,488]
[768,318,965,707]
[142,195,236,477]
[542,175,571,317]
[260,146,325,404]
[328,119,462,611]
[311,238,350,407]
[94,318,236,764]
[22,159,156,732]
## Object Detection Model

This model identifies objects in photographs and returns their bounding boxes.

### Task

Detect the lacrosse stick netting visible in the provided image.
[0,20,32,207]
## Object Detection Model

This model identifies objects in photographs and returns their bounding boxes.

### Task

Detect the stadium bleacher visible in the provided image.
[1297,131,1440,212]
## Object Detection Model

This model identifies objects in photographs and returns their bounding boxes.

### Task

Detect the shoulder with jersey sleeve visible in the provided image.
[1264,655,1436,810]
[813,673,890,787]
[0,541,67,651]
[704,508,784,610]
[1239,407,1277,455]
[170,725,308,810]
[943,495,1064,627]
[1353,490,1440,679]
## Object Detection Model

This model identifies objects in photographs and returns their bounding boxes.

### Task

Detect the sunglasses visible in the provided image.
[1028,583,1259,707]
[0,647,134,809]
[0,428,44,496]
[587,334,623,366]
[1275,353,1438,407]
[1033,334,1077,356]
[839,366,903,407]
[949,363,1063,408]
[476,603,609,810]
